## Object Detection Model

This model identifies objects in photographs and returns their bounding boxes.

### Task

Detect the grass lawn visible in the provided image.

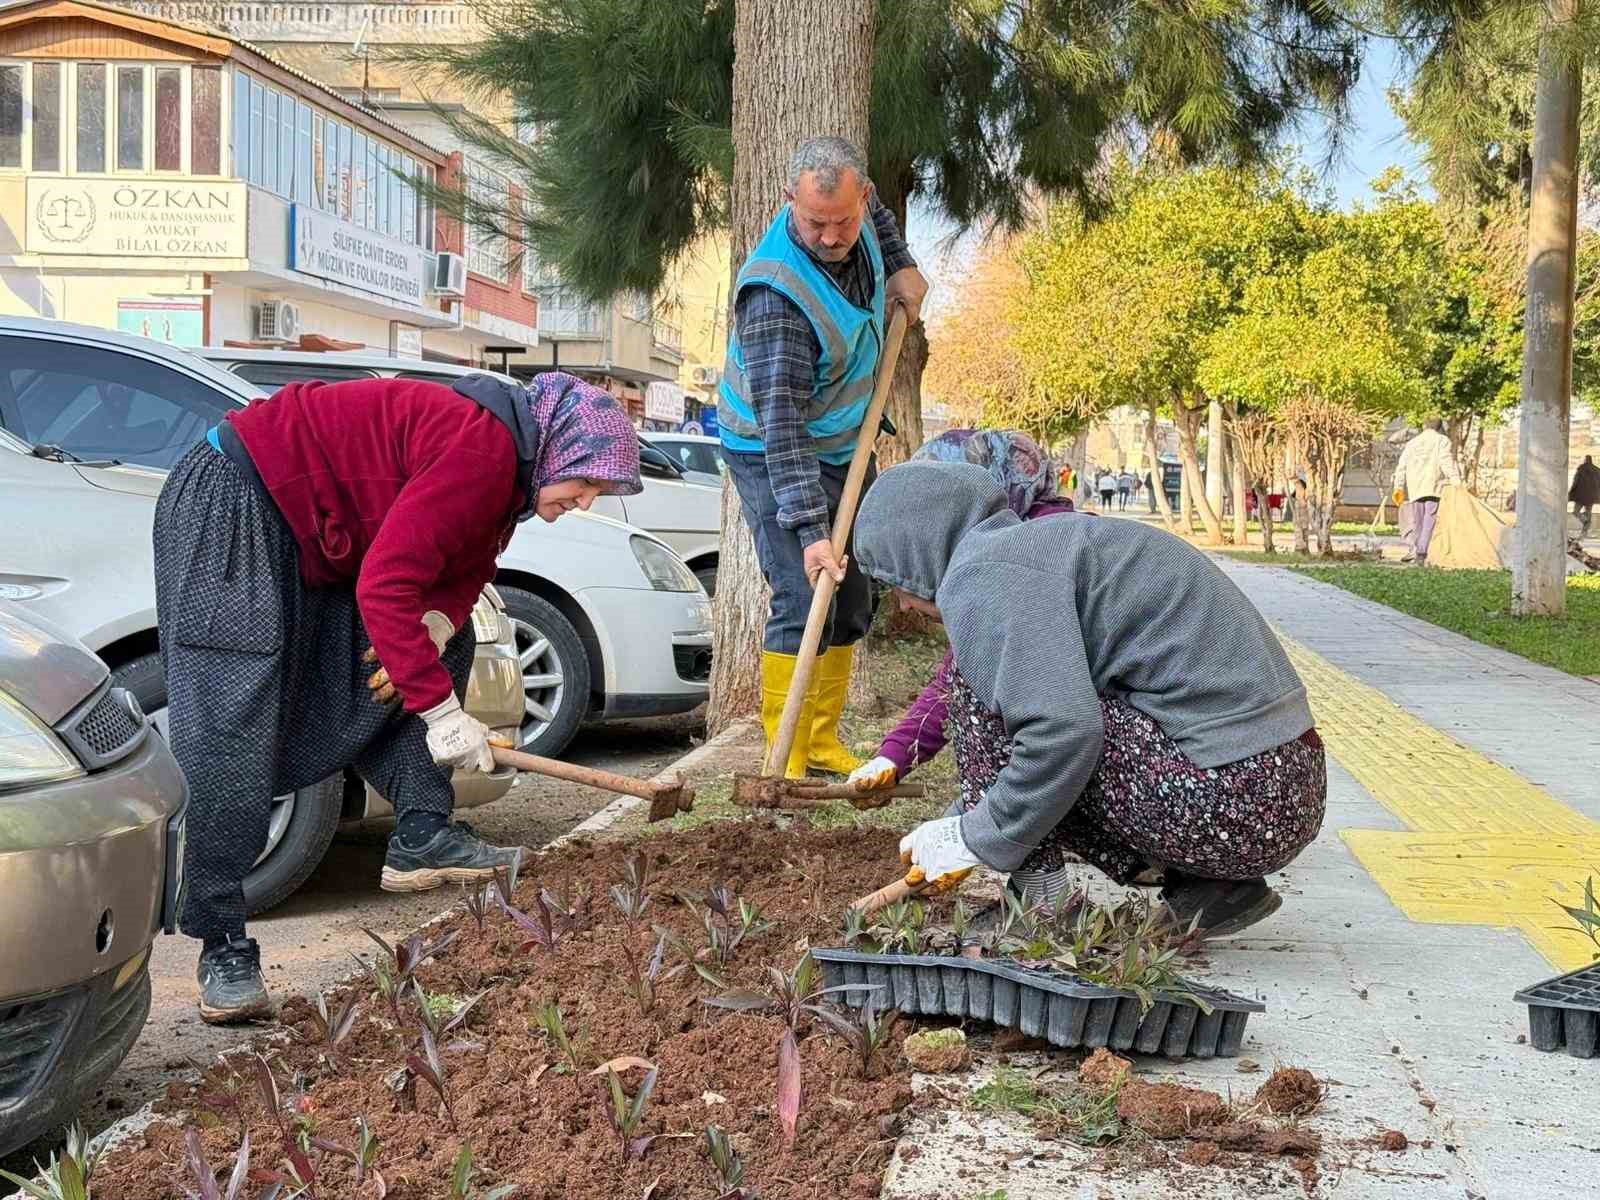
[1285,563,1600,676]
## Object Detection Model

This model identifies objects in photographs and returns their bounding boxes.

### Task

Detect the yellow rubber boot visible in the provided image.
[807,644,864,775]
[760,651,817,779]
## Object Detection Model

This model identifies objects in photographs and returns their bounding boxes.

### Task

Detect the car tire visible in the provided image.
[497,585,590,757]
[109,652,343,916]
[694,565,718,597]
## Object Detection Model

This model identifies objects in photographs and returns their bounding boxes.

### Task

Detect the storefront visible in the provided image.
[0,0,534,364]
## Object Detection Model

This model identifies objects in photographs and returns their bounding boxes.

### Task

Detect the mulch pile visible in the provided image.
[93,820,920,1200]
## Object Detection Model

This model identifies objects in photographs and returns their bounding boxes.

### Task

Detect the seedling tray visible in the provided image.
[1514,962,1600,1058]
[812,948,1264,1060]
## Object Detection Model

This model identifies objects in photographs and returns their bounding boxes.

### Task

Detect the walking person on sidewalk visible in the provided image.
[848,430,1077,902]
[1570,454,1600,537]
[855,462,1328,936]
[1096,468,1117,510]
[157,371,641,1022]
[1116,469,1134,511]
[717,135,928,778]
[1392,418,1461,564]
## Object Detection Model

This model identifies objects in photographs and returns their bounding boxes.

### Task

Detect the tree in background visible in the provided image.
[921,238,1029,432]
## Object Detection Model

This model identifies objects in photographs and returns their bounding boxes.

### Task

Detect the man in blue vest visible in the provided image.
[718,136,929,777]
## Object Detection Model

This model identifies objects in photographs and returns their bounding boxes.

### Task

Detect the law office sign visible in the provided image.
[291,204,426,308]
[27,177,246,258]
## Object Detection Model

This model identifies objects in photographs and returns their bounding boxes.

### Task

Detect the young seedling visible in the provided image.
[0,1122,105,1200]
[702,1124,757,1199]
[812,995,899,1079]
[610,850,654,931]
[502,888,581,956]
[838,905,869,948]
[351,1116,385,1195]
[179,1128,281,1200]
[243,1055,354,1199]
[874,897,928,954]
[192,1054,251,1142]
[531,1000,583,1073]
[446,1144,515,1200]
[413,986,486,1047]
[1552,870,1600,958]
[406,1026,459,1131]
[621,930,684,1016]
[355,928,459,1019]
[681,883,771,970]
[705,952,875,1145]
[597,1060,660,1161]
[462,881,494,935]
[297,989,361,1072]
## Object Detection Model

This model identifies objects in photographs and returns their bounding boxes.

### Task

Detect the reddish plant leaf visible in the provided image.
[777,1028,801,1147]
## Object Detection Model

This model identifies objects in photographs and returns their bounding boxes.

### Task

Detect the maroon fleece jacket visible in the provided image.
[226,377,524,713]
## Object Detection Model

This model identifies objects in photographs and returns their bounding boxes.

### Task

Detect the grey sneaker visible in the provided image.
[381,822,523,893]
[1159,874,1282,939]
[197,936,273,1025]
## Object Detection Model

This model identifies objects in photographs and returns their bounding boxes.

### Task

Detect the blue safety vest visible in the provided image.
[717,206,885,464]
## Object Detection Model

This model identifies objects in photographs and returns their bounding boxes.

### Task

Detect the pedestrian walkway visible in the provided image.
[883,560,1597,1200]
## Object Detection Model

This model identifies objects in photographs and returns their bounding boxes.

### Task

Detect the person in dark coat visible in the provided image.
[156,371,641,1022]
[854,462,1328,939]
[1571,454,1600,537]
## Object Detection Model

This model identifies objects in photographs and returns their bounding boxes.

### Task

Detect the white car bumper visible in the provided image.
[578,587,711,718]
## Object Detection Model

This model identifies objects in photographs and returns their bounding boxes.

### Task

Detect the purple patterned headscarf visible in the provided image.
[525,372,642,497]
[912,429,1057,517]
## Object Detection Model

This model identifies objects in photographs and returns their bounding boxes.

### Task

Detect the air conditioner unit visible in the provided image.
[432,251,467,297]
[256,299,302,343]
[690,365,721,387]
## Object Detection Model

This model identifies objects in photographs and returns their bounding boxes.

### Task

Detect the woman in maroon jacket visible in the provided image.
[155,370,640,1023]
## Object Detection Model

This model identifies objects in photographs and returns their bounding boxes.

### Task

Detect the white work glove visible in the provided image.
[848,755,899,793]
[422,695,494,773]
[421,610,455,654]
[898,815,983,895]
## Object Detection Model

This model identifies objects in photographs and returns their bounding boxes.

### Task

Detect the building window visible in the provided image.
[351,130,367,226]
[464,157,510,283]
[374,142,388,234]
[364,135,377,228]
[336,119,351,218]
[154,67,182,171]
[32,63,61,172]
[0,64,20,169]
[192,65,220,175]
[76,63,107,173]
[115,65,144,171]
[278,88,295,196]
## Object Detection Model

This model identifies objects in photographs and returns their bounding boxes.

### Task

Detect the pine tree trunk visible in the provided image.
[1173,402,1224,543]
[1229,437,1248,545]
[1513,0,1580,617]
[1145,405,1176,529]
[707,0,878,734]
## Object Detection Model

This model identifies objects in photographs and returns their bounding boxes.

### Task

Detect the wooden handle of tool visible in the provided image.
[850,875,922,917]
[491,746,669,802]
[764,306,911,777]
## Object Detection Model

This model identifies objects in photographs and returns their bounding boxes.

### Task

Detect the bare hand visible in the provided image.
[803,540,847,589]
[362,646,399,707]
[885,265,930,326]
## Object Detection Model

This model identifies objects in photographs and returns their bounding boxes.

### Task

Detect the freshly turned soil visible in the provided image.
[1077,1047,1131,1096]
[1115,1081,1227,1139]
[92,820,921,1200]
[1378,1129,1408,1152]
[1254,1067,1323,1116]
[1177,1140,1221,1167]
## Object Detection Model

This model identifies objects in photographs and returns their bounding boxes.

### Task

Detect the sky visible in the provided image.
[908,36,1429,325]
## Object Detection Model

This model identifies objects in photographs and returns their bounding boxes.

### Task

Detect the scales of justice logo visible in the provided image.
[34,188,97,244]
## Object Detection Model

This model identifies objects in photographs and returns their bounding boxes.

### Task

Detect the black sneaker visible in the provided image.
[196,936,273,1025]
[381,822,524,893]
[1159,874,1282,939]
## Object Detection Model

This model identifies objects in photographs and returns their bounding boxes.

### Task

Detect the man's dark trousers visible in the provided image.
[724,449,876,653]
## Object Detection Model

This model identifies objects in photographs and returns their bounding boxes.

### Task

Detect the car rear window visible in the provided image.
[230,362,379,390]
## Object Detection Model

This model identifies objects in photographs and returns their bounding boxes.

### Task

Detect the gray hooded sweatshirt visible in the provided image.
[855,462,1314,872]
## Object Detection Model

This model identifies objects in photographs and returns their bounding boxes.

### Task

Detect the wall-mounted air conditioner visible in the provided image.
[432,252,467,298]
[690,365,721,387]
[256,299,302,342]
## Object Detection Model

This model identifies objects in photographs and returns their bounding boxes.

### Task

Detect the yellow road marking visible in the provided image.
[1282,638,1600,971]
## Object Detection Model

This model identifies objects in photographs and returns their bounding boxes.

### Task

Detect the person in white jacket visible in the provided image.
[1392,418,1462,563]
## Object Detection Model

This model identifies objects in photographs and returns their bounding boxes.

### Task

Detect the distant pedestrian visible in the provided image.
[1144,471,1156,514]
[1570,454,1600,537]
[1392,418,1461,564]
[1117,470,1134,510]
[1097,469,1116,510]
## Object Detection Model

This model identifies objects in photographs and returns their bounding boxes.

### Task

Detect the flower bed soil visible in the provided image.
[93,820,919,1200]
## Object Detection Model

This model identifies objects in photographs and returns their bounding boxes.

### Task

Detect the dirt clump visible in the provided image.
[1115,1081,1227,1139]
[1078,1047,1131,1096]
[902,1028,969,1073]
[1379,1129,1408,1152]
[1210,1123,1323,1156]
[1178,1140,1221,1167]
[1255,1066,1323,1115]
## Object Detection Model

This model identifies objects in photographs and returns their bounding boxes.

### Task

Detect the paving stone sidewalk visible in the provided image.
[882,560,1598,1200]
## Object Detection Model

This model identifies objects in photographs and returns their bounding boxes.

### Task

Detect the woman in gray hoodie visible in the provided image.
[854,462,1327,937]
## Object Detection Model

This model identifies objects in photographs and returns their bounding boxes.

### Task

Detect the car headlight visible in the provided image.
[630,536,701,592]
[0,691,84,793]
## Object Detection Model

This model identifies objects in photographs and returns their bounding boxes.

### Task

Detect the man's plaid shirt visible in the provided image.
[733,196,916,548]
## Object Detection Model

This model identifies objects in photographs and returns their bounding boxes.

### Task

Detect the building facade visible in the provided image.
[0,0,532,365]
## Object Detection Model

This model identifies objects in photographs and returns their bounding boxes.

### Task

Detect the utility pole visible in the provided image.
[1514,0,1581,616]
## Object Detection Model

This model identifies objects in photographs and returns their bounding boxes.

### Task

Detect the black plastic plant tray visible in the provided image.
[812,948,1264,1060]
[1514,962,1600,1058]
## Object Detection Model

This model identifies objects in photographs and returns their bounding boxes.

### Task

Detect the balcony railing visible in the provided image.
[653,319,683,353]
[536,287,603,336]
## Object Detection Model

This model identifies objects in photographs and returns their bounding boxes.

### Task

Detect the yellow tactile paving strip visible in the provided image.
[1283,637,1600,970]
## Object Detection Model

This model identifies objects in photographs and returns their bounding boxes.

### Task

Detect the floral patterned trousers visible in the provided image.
[949,674,1327,885]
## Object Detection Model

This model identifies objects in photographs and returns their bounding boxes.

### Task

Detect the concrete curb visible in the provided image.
[4,719,760,1195]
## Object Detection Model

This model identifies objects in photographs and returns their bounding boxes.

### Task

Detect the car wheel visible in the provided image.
[496,585,590,757]
[109,652,342,916]
[694,565,718,597]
